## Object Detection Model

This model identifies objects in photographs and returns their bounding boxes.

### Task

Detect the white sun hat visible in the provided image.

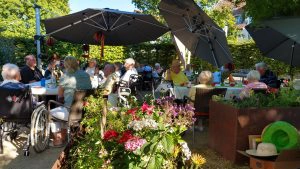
[246,143,278,157]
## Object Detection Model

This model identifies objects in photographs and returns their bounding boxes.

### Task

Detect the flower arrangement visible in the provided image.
[69,95,206,169]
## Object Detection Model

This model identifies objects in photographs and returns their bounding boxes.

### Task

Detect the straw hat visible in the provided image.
[246,143,278,157]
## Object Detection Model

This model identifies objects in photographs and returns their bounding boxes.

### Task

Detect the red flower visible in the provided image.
[103,130,119,141]
[127,108,139,115]
[83,101,89,107]
[141,103,154,115]
[118,130,134,144]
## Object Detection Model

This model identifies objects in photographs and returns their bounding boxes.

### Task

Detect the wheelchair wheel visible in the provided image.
[30,105,50,153]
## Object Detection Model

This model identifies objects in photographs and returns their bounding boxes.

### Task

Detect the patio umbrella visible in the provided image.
[43,8,168,59]
[246,17,300,74]
[159,0,232,67]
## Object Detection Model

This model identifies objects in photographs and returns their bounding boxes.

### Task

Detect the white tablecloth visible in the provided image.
[215,86,243,99]
[29,80,58,95]
[173,86,190,99]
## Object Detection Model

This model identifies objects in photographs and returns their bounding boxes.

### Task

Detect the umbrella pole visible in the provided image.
[289,42,296,80]
[208,39,220,68]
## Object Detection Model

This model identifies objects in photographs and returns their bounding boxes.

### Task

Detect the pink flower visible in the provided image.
[141,103,154,115]
[124,137,146,152]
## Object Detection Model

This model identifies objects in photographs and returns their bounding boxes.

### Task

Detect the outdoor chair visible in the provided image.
[48,89,96,142]
[0,86,50,155]
[192,88,227,144]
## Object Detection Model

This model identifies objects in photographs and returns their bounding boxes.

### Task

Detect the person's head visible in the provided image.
[247,70,261,83]
[103,64,115,77]
[1,63,21,81]
[255,62,267,76]
[25,55,37,68]
[124,58,135,70]
[88,58,97,68]
[114,62,123,71]
[171,60,181,74]
[48,61,55,70]
[155,63,161,69]
[64,56,79,73]
[198,71,212,85]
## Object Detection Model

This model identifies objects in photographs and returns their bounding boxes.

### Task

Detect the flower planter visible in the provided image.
[208,100,300,164]
[51,143,71,169]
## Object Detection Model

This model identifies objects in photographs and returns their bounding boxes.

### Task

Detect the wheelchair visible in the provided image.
[0,86,50,156]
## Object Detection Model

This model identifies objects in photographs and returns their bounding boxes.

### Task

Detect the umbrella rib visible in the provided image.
[110,14,123,30]
[101,13,109,30]
[110,20,134,31]
[263,37,290,56]
[46,11,103,36]
[159,7,183,17]
[186,10,193,30]
[86,17,107,31]
[215,38,232,61]
[83,22,107,31]
[122,14,168,30]
[183,17,192,31]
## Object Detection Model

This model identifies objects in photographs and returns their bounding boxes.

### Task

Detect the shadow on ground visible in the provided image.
[183,127,250,169]
[0,128,63,169]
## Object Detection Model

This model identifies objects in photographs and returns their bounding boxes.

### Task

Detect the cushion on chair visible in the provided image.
[50,106,69,121]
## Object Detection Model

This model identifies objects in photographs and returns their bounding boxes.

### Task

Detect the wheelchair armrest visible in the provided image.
[48,100,70,111]
[34,101,45,109]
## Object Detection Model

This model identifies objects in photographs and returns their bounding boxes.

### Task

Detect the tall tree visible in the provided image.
[0,0,70,38]
[245,0,300,22]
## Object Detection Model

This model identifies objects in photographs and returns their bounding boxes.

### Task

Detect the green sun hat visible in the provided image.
[262,121,300,153]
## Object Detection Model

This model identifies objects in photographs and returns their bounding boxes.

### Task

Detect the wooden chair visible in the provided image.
[192,88,227,144]
[48,89,96,142]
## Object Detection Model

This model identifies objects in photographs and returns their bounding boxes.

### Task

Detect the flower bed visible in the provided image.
[67,94,206,169]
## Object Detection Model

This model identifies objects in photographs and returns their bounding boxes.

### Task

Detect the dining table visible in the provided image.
[29,80,58,96]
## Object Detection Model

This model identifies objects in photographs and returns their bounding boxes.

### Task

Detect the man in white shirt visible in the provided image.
[121,58,138,82]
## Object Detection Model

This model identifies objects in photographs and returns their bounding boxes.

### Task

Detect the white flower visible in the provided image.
[128,118,158,131]
[180,142,191,160]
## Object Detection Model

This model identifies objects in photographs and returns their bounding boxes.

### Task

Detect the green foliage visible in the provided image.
[0,0,70,38]
[215,88,300,108]
[245,0,300,22]
[132,0,238,40]
[125,43,177,67]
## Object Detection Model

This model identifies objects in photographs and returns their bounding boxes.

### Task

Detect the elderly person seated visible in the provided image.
[188,71,213,102]
[20,55,44,84]
[44,61,56,79]
[85,58,99,77]
[165,60,188,86]
[255,62,279,88]
[121,58,138,82]
[1,63,26,89]
[50,56,92,146]
[239,70,268,99]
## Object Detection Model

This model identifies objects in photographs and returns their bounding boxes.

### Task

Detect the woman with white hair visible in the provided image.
[121,58,138,82]
[188,71,213,101]
[240,70,268,99]
[1,63,26,89]
[165,60,188,86]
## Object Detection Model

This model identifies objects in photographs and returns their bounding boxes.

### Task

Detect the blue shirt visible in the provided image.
[59,70,92,107]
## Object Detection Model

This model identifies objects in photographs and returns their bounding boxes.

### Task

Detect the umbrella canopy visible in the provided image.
[43,8,168,46]
[159,0,232,67]
[246,17,300,67]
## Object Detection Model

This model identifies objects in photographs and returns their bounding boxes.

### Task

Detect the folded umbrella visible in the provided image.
[159,0,232,67]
